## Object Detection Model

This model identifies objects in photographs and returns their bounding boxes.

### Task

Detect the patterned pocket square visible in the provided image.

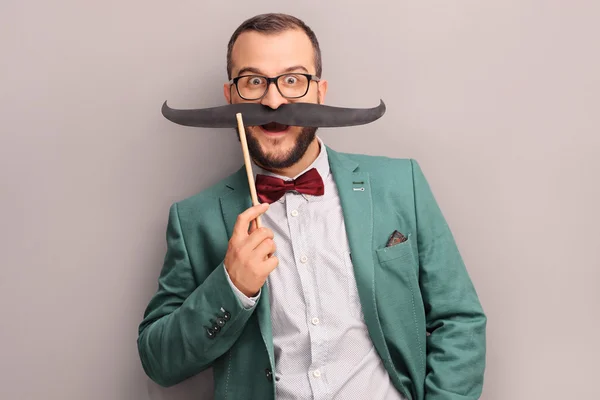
[386,230,407,247]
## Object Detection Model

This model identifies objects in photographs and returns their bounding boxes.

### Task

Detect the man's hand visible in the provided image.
[224,203,278,297]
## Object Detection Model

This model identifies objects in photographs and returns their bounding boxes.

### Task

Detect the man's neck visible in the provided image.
[256,138,321,179]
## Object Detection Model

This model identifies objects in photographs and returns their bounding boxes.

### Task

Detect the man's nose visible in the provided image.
[260,82,288,109]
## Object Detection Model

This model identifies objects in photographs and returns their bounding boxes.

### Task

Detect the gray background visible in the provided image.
[1,1,599,399]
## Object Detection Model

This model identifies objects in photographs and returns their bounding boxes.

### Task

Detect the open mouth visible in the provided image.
[260,121,289,133]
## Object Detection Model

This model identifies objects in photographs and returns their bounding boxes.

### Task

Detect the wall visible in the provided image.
[1,1,599,399]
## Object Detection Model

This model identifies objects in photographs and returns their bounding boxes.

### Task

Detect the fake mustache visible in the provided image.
[161,100,386,128]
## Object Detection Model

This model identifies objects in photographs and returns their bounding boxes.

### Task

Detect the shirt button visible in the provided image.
[311,317,320,325]
[291,209,299,217]
[312,369,321,378]
[300,255,308,263]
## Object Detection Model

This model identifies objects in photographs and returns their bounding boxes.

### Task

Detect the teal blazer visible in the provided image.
[137,146,486,400]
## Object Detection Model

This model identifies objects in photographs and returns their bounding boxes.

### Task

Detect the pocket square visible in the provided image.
[386,230,407,247]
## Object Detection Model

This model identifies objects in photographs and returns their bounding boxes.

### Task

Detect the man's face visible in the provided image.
[224,29,328,170]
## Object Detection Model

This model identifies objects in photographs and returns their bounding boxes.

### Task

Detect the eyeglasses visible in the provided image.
[229,73,320,100]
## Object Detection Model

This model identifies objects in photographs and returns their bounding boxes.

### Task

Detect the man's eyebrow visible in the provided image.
[281,65,309,74]
[236,66,264,76]
[235,65,310,77]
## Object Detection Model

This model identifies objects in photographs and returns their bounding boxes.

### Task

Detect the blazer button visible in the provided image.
[265,368,273,382]
[206,327,215,339]
[223,311,231,321]
[209,319,221,332]
[216,317,226,327]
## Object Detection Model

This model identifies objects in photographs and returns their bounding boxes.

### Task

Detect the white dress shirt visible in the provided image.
[225,136,406,400]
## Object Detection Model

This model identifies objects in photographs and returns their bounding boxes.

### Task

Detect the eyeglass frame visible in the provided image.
[228,73,321,100]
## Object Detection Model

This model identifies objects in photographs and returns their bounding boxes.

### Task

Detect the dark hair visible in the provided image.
[226,13,322,80]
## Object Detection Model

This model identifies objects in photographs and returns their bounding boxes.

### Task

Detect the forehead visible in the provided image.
[230,29,315,76]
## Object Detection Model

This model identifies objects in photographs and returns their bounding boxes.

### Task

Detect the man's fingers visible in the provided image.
[253,237,277,260]
[246,227,275,251]
[248,219,258,234]
[264,254,279,270]
[232,203,269,238]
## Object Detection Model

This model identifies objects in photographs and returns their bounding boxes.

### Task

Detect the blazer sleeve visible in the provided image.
[137,202,257,387]
[410,159,487,399]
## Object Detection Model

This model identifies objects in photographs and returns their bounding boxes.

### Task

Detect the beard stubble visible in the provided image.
[238,126,318,170]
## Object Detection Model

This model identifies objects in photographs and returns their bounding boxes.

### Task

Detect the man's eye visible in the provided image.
[285,77,298,84]
[250,78,263,85]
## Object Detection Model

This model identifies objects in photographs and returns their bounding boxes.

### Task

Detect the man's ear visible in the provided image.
[223,83,232,104]
[317,79,328,104]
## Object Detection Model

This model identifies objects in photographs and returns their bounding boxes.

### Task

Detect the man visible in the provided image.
[138,13,486,400]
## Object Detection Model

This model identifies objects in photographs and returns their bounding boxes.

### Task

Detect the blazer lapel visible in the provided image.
[326,147,388,357]
[219,166,275,368]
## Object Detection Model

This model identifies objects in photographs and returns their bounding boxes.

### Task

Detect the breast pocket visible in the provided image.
[374,234,421,301]
[375,233,416,266]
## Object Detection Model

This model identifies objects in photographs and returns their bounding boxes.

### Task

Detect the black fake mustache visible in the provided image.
[161,100,386,128]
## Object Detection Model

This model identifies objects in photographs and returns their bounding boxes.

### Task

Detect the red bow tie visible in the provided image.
[255,168,325,204]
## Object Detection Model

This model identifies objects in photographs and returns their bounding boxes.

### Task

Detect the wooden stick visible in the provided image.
[236,112,262,230]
